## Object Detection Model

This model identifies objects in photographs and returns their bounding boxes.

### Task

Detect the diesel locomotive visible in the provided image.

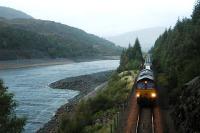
[135,55,157,105]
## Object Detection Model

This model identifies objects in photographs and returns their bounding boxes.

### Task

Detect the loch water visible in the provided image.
[0,60,119,133]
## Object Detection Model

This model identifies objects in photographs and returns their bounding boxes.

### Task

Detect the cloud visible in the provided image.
[0,0,196,36]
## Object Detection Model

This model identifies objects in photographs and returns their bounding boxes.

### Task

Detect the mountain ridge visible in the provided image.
[106,27,166,51]
[0,7,121,60]
[0,6,33,19]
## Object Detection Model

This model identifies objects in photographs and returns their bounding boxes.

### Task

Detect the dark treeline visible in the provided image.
[152,1,200,88]
[0,80,26,132]
[0,18,122,60]
[151,1,200,132]
[117,38,144,72]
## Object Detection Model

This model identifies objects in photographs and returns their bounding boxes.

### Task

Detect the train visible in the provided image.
[135,55,157,105]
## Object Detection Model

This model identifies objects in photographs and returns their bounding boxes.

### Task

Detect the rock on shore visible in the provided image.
[50,71,113,95]
[37,70,113,133]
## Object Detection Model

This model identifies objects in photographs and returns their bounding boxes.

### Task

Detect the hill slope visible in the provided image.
[151,2,200,132]
[152,15,200,88]
[106,27,165,51]
[0,18,121,60]
[0,6,33,19]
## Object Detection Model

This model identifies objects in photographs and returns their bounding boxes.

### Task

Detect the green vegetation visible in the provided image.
[151,0,200,88]
[58,71,137,133]
[151,1,200,132]
[117,38,144,72]
[0,18,121,60]
[58,39,143,132]
[0,80,26,133]
[57,37,143,132]
[172,77,200,133]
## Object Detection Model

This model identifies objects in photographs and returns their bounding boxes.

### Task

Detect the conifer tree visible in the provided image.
[133,38,143,61]
[117,38,143,72]
[192,0,200,23]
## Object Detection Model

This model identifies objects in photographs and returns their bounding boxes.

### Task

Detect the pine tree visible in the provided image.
[117,38,144,72]
[192,0,200,23]
[132,38,143,61]
[0,80,26,133]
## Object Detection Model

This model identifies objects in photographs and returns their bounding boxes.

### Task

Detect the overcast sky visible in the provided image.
[0,0,196,36]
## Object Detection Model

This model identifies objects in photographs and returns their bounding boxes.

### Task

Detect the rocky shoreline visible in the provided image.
[37,70,113,133]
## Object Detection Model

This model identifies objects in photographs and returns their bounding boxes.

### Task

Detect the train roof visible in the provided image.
[137,69,154,82]
[137,75,154,82]
[140,69,153,73]
[139,69,153,76]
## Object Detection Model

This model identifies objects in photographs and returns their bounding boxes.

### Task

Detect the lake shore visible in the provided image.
[0,58,74,70]
[37,70,113,133]
[0,56,119,70]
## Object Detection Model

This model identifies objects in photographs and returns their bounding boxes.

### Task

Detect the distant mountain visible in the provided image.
[106,27,166,51]
[0,6,33,19]
[0,18,121,60]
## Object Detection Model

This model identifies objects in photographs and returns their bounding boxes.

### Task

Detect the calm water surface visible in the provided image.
[0,60,119,133]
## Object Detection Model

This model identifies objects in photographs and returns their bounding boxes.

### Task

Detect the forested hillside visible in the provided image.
[0,18,121,60]
[151,1,200,132]
[117,38,144,72]
[152,1,200,88]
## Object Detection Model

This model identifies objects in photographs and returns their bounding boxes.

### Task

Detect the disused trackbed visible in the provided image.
[136,108,154,133]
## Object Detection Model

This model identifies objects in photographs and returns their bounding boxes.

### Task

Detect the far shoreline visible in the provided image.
[0,58,74,70]
[0,56,119,70]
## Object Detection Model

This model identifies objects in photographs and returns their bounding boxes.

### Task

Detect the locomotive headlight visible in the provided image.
[151,93,156,98]
[136,93,140,98]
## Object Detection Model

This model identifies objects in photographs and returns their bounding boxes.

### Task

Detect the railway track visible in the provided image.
[135,107,154,133]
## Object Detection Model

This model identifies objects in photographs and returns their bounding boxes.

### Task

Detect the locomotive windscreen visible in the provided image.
[137,80,155,89]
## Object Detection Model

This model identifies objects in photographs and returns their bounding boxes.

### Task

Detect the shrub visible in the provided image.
[0,80,26,133]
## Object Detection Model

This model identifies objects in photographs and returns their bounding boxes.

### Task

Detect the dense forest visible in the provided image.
[151,1,200,132]
[152,1,200,88]
[0,18,121,60]
[117,38,144,72]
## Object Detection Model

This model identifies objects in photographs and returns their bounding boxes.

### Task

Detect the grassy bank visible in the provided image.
[57,70,138,133]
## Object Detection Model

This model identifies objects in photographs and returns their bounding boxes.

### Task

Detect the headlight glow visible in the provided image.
[136,93,140,98]
[151,93,156,98]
